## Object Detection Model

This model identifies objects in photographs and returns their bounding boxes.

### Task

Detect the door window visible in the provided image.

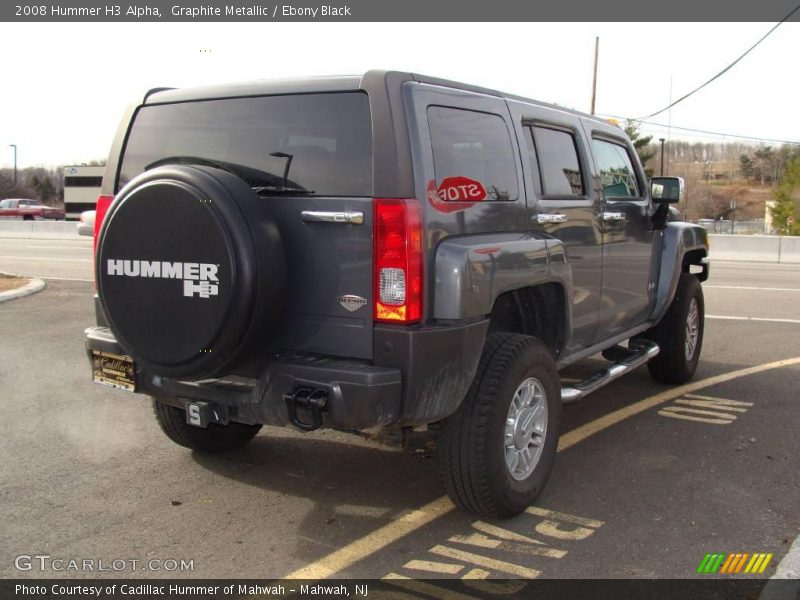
[592,138,641,198]
[530,126,584,197]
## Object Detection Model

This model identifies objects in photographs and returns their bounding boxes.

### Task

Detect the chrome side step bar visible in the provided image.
[560,339,660,403]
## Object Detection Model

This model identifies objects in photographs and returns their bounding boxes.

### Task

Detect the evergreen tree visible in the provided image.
[739,155,755,181]
[29,174,56,203]
[624,120,656,178]
[769,156,800,235]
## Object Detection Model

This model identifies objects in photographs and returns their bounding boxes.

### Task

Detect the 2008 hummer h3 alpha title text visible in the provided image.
[85,71,709,517]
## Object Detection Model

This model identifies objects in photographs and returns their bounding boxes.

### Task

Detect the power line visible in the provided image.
[641,122,800,145]
[599,113,800,145]
[636,5,800,120]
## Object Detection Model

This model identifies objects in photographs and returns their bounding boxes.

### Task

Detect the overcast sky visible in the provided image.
[0,21,798,168]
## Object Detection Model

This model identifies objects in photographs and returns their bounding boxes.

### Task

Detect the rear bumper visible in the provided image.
[85,316,489,430]
[85,327,402,429]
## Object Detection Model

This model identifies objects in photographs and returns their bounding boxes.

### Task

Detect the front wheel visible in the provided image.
[438,333,561,518]
[153,399,262,453]
[643,272,705,384]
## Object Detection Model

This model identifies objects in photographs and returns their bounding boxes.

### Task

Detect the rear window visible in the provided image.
[119,92,373,197]
[428,106,518,201]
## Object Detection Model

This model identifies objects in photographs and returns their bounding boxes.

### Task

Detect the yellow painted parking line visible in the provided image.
[472,521,545,545]
[525,506,605,528]
[684,393,739,401]
[284,496,454,578]
[674,398,750,412]
[557,357,800,452]
[404,559,464,574]
[657,409,735,425]
[660,407,740,420]
[430,545,541,578]
[283,356,800,580]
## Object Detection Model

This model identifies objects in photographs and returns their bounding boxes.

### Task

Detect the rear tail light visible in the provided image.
[374,198,423,324]
[94,194,114,250]
[93,195,114,287]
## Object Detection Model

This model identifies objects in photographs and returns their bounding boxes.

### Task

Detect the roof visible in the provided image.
[142,70,611,126]
[144,75,364,104]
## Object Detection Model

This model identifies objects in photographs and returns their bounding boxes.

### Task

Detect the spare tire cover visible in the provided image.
[97,165,284,379]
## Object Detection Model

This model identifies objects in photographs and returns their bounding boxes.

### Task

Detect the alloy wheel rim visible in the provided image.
[685,297,700,361]
[504,377,548,481]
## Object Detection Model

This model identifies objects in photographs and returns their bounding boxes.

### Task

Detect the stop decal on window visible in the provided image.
[426,177,488,213]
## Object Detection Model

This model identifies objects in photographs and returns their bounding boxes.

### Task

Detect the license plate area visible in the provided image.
[92,350,136,392]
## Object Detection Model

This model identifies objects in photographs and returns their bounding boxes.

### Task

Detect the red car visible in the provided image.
[0,198,65,220]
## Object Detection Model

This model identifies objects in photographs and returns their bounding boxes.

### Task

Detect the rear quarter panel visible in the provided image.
[403,81,531,321]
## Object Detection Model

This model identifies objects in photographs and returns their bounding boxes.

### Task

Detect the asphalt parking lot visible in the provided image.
[1,236,798,581]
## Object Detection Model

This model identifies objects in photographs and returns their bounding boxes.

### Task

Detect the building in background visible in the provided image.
[764,200,776,234]
[63,165,103,220]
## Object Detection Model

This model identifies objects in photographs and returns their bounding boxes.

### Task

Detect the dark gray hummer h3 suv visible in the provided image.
[86,71,709,517]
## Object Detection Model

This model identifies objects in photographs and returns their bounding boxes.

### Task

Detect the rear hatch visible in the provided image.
[117,92,375,360]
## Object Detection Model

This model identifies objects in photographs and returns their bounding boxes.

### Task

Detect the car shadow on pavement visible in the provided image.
[191,430,444,566]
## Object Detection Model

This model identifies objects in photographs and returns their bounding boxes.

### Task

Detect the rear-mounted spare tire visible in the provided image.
[96,165,285,380]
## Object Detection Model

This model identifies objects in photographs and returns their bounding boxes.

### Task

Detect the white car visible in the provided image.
[77,210,96,236]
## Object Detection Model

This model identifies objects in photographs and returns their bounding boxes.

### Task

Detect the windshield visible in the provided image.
[119,92,373,197]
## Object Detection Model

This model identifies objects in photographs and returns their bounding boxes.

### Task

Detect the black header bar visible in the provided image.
[4,0,800,22]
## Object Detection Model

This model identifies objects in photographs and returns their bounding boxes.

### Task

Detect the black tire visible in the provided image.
[438,333,561,518]
[643,273,704,384]
[153,399,262,453]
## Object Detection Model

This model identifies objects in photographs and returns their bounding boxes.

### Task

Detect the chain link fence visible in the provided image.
[697,219,769,235]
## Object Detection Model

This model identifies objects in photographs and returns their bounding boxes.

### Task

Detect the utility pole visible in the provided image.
[590,37,599,115]
[707,159,712,205]
[666,75,673,175]
[9,144,17,188]
[659,138,665,176]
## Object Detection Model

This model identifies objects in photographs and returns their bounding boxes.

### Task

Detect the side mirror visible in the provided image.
[650,177,683,203]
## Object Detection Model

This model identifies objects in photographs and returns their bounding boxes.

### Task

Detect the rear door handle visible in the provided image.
[301,210,364,225]
[603,212,626,222]
[535,213,568,224]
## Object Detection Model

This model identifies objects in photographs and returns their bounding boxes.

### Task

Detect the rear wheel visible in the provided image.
[643,272,704,384]
[438,333,561,518]
[152,399,261,453]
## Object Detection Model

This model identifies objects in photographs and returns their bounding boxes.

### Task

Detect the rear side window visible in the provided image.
[592,138,641,198]
[119,92,373,197]
[530,126,584,197]
[428,106,518,201]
